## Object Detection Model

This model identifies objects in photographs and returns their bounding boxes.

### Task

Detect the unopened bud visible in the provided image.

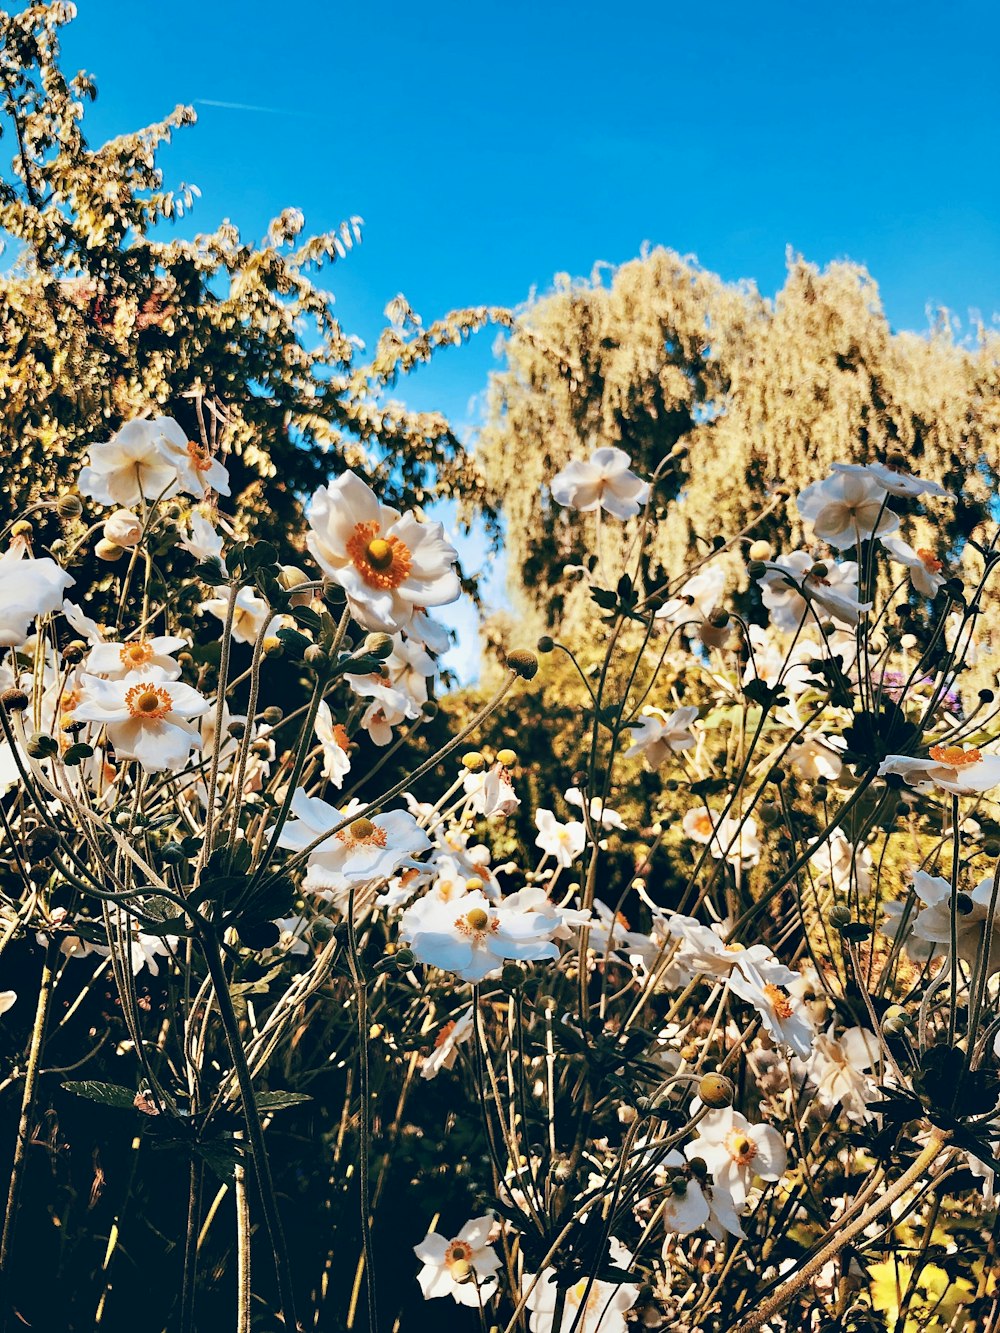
[506,649,539,680]
[303,643,327,667]
[56,493,83,519]
[809,562,829,579]
[26,732,59,759]
[698,1073,735,1108]
[261,706,283,726]
[95,538,125,563]
[747,560,767,579]
[364,633,395,660]
[747,539,772,562]
[103,509,143,548]
[708,608,730,629]
[277,565,310,590]
[1,688,29,713]
[537,635,555,653]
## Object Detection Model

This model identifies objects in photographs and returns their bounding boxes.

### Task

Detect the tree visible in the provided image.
[479,247,1000,657]
[0,2,508,577]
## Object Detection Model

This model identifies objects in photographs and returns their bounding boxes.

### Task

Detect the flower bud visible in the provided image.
[261,706,283,726]
[746,559,767,579]
[364,633,395,660]
[103,509,143,548]
[537,635,555,653]
[263,636,283,657]
[26,827,59,859]
[277,565,310,591]
[809,562,829,579]
[394,948,416,970]
[56,493,83,519]
[501,962,524,988]
[747,539,772,562]
[227,720,247,740]
[1,688,29,713]
[449,1259,473,1284]
[62,742,93,766]
[827,904,853,930]
[26,732,59,759]
[303,643,327,667]
[506,649,539,680]
[955,892,975,916]
[61,640,88,665]
[707,608,730,629]
[95,538,125,563]
[698,1073,735,1108]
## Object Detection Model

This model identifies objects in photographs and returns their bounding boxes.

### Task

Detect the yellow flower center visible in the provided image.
[186,440,213,473]
[929,744,982,769]
[346,521,413,590]
[725,1131,757,1166]
[336,816,387,848]
[916,547,942,573]
[119,640,155,669]
[692,813,714,838]
[763,983,793,1019]
[456,906,498,938]
[124,684,172,720]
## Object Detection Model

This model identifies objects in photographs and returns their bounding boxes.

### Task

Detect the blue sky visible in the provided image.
[59,0,1000,675]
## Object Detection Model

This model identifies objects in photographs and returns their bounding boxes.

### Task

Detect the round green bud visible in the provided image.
[61,640,88,665]
[501,962,524,988]
[303,643,327,667]
[827,904,853,930]
[56,493,83,518]
[394,948,416,969]
[747,559,767,579]
[537,635,555,653]
[261,706,283,726]
[364,633,395,659]
[277,564,310,590]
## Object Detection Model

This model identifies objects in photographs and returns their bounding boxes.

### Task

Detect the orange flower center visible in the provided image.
[434,1020,457,1049]
[125,684,172,720]
[928,744,982,769]
[186,440,213,473]
[725,1130,758,1166]
[763,983,794,1019]
[332,723,350,749]
[916,547,942,574]
[119,640,155,670]
[691,813,714,838]
[346,521,413,590]
[444,1240,473,1270]
[336,816,388,848]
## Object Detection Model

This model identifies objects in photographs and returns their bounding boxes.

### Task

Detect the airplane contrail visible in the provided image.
[193,98,303,116]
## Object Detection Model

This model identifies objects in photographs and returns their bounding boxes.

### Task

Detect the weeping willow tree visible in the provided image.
[480,247,1000,654]
[0,1,508,577]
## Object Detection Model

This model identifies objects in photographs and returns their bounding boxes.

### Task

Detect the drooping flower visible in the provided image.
[549,447,650,520]
[421,1006,475,1080]
[830,460,953,500]
[809,830,872,895]
[306,472,461,633]
[796,470,900,548]
[314,702,352,788]
[803,1025,879,1121]
[72,668,210,773]
[414,1215,501,1306]
[201,587,279,645]
[760,551,870,630]
[0,542,74,647]
[400,888,561,983]
[103,509,144,547]
[180,511,228,568]
[534,809,587,867]
[880,535,946,598]
[563,786,626,830]
[688,1108,787,1207]
[626,705,699,766]
[464,763,520,817]
[877,745,1000,795]
[909,870,1000,974]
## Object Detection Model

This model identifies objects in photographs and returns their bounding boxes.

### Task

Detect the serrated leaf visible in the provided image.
[63,1081,138,1110]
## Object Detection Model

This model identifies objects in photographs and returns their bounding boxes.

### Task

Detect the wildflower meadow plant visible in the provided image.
[1,411,999,1333]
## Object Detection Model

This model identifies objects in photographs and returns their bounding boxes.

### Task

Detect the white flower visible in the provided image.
[157,426,231,497]
[880,535,946,598]
[534,809,587,867]
[464,763,520,817]
[655,565,726,636]
[306,471,461,633]
[625,705,699,766]
[878,745,1000,795]
[787,733,844,782]
[180,511,227,568]
[414,1215,500,1306]
[761,551,869,630]
[103,509,144,547]
[910,870,1000,974]
[0,991,16,1017]
[731,962,815,1058]
[549,447,650,520]
[682,807,760,866]
[796,470,900,548]
[563,786,625,829]
[830,460,952,500]
[421,1006,475,1080]
[0,542,74,647]
[804,1026,879,1121]
[73,668,210,773]
[809,830,871,895]
[880,893,939,963]
[400,888,560,983]
[78,418,184,507]
[315,702,352,787]
[85,633,187,681]
[524,1238,639,1333]
[201,587,279,644]
[347,673,420,747]
[689,1108,786,1207]
[278,791,431,903]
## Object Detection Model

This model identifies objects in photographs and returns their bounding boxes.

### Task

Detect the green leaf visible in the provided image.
[63,1081,138,1110]
[254,1091,314,1112]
